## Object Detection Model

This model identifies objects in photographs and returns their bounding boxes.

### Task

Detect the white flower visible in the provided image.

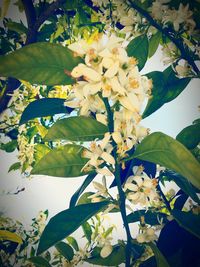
[124,174,159,207]
[136,227,158,243]
[162,42,179,65]
[88,176,109,202]
[82,133,115,174]
[151,0,170,21]
[163,3,195,32]
[175,61,191,77]
[100,244,113,258]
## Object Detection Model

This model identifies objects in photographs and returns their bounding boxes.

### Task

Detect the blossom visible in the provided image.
[81,133,114,175]
[175,61,192,77]
[161,42,179,65]
[136,227,158,243]
[88,176,110,202]
[124,174,159,207]
[163,3,195,32]
[100,244,113,258]
[150,0,170,21]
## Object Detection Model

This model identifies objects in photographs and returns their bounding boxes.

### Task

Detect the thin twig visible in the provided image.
[102,96,133,266]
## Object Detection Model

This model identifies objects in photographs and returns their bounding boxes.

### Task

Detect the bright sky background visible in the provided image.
[0,1,200,260]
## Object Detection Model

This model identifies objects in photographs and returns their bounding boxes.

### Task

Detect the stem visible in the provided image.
[21,0,37,44]
[128,0,200,75]
[101,96,132,266]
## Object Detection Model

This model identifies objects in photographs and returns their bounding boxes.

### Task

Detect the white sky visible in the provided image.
[0,1,200,262]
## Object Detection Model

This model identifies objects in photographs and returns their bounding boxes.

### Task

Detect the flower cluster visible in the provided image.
[17,126,35,174]
[66,33,151,173]
[91,0,199,76]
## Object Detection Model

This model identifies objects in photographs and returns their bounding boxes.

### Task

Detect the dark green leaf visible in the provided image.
[20,98,72,125]
[82,222,92,242]
[143,67,190,118]
[127,34,149,70]
[174,193,188,210]
[37,201,109,255]
[163,66,191,103]
[86,245,125,266]
[26,126,38,141]
[8,162,21,172]
[126,132,200,189]
[70,173,96,207]
[163,171,200,204]
[127,210,168,225]
[0,42,83,85]
[31,144,90,177]
[44,116,108,142]
[28,256,51,267]
[172,209,200,239]
[176,122,200,150]
[157,220,200,267]
[148,31,161,58]
[149,243,170,267]
[66,236,79,251]
[55,242,74,261]
[0,140,18,152]
[6,21,28,34]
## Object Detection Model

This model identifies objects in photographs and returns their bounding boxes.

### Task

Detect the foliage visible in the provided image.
[0,0,200,267]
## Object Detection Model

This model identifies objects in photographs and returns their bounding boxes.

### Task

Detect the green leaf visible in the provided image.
[66,236,79,251]
[70,173,97,207]
[8,162,21,172]
[55,242,74,261]
[127,34,149,70]
[31,144,90,177]
[77,192,94,205]
[0,230,22,244]
[172,209,200,239]
[28,256,51,267]
[0,42,83,85]
[149,243,170,267]
[125,132,200,189]
[44,116,108,142]
[0,140,18,152]
[127,210,168,225]
[86,245,125,266]
[37,201,109,255]
[148,31,161,58]
[163,171,200,204]
[163,66,191,103]
[82,221,92,242]
[176,122,200,150]
[143,67,190,118]
[20,98,72,124]
[6,21,28,34]
[34,144,51,164]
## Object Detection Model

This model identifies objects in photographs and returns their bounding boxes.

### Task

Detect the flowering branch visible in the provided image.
[101,96,132,266]
[128,0,200,75]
